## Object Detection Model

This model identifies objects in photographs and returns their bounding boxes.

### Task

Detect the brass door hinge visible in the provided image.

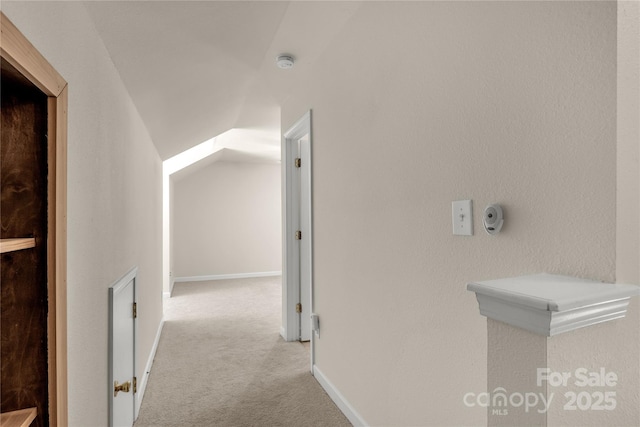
[296,303,302,313]
[133,376,137,393]
[114,380,131,397]
[295,230,302,240]
[295,158,301,168]
[133,302,137,319]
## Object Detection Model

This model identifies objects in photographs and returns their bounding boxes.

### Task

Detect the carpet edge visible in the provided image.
[313,365,367,427]
[135,316,165,419]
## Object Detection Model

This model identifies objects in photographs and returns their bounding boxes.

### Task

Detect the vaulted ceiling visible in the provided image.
[83,1,363,163]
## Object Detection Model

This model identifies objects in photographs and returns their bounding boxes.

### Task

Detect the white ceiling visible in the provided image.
[83,1,363,166]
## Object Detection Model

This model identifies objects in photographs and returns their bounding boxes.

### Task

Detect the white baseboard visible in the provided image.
[313,365,367,427]
[163,277,176,299]
[135,317,164,418]
[174,271,282,283]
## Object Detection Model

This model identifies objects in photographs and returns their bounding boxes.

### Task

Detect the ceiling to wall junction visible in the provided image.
[83,0,363,170]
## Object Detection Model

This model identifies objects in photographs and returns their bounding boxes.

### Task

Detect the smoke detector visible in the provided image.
[276,55,294,69]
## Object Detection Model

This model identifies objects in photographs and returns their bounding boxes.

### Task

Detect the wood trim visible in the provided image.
[0,407,38,427]
[47,94,58,427]
[1,12,68,427]
[0,238,36,253]
[54,86,68,427]
[0,13,65,97]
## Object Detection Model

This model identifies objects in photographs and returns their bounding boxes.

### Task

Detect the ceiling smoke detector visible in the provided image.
[276,55,295,69]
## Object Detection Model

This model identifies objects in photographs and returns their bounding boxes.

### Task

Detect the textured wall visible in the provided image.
[489,309,639,427]
[546,310,640,427]
[282,2,626,425]
[487,320,547,426]
[617,0,640,284]
[173,161,281,278]
[2,2,164,425]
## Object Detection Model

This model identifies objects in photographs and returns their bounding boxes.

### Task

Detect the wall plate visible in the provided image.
[452,200,473,236]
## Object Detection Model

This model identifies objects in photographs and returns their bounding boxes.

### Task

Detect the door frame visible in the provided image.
[282,111,314,352]
[0,12,68,426]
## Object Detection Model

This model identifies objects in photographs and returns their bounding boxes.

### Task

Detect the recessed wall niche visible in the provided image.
[1,58,50,427]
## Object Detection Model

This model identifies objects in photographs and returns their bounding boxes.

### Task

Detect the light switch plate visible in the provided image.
[452,200,473,236]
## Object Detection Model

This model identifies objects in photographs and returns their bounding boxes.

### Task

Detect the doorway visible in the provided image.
[282,111,314,366]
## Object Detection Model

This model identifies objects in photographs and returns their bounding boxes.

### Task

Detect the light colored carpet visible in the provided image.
[134,276,351,427]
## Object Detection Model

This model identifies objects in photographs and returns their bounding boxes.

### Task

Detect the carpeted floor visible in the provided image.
[134,276,351,427]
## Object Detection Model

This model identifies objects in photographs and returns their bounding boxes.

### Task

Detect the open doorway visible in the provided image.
[162,129,282,298]
[282,111,314,368]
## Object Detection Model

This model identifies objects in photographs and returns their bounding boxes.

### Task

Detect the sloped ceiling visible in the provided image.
[83,1,363,164]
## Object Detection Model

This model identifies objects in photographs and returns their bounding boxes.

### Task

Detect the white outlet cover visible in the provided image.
[452,200,473,236]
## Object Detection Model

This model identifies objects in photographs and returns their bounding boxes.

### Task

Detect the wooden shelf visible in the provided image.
[0,238,36,254]
[0,408,37,427]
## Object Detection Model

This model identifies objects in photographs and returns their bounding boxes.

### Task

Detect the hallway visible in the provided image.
[2,3,638,425]
[134,277,350,426]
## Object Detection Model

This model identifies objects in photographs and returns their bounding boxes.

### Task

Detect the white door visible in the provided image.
[109,268,137,427]
[298,135,312,342]
[283,111,313,353]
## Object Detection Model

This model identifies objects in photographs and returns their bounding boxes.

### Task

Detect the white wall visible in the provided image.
[617,0,640,285]
[1,2,164,425]
[282,2,635,426]
[169,176,175,291]
[173,161,281,278]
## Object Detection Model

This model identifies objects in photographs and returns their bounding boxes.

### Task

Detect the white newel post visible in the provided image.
[468,274,640,427]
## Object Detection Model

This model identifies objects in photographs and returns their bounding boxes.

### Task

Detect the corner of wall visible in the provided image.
[616,0,640,284]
